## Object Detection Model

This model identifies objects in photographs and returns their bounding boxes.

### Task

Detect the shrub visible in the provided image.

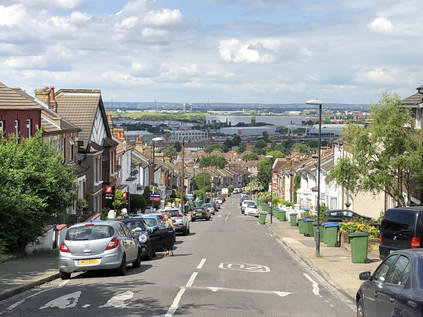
[339,219,379,239]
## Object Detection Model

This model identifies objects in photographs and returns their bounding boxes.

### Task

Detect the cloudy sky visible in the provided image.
[1,0,422,104]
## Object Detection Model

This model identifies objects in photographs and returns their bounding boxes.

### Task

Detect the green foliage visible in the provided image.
[196,172,211,191]
[291,143,311,155]
[266,150,284,158]
[293,173,301,203]
[0,131,76,252]
[245,178,264,193]
[257,156,273,190]
[113,190,128,213]
[238,142,247,153]
[129,194,146,214]
[327,157,359,195]
[163,145,178,162]
[204,144,223,153]
[200,155,227,169]
[109,111,207,124]
[339,219,380,239]
[242,153,259,161]
[339,91,423,205]
[228,185,234,192]
[173,141,182,152]
[254,139,268,149]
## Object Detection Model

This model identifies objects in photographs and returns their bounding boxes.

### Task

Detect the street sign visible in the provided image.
[187,194,194,199]
[150,193,160,201]
[105,186,114,200]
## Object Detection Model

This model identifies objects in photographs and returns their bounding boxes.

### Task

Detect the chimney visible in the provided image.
[49,86,57,112]
[34,87,50,106]
[50,86,55,101]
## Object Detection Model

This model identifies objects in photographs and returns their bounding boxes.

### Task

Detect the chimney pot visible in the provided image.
[50,87,55,101]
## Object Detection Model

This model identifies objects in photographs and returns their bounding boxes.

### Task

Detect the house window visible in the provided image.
[15,119,19,138]
[69,137,74,162]
[416,109,422,129]
[0,121,3,138]
[26,119,32,138]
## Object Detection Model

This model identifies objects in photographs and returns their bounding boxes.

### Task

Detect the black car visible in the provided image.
[325,209,371,222]
[117,218,155,260]
[191,207,210,221]
[356,249,423,317]
[141,215,176,253]
[379,205,423,260]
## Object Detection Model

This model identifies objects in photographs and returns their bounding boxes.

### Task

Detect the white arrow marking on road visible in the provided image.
[225,212,230,221]
[303,273,320,296]
[39,291,81,309]
[183,286,292,297]
[98,290,133,308]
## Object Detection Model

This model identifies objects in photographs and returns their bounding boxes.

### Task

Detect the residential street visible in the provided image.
[0,195,355,316]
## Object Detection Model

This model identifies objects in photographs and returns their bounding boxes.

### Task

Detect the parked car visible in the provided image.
[215,196,225,204]
[325,209,371,222]
[379,205,423,260]
[356,249,423,317]
[162,207,190,236]
[191,207,211,221]
[117,218,155,260]
[141,215,176,253]
[244,201,259,217]
[202,203,215,215]
[59,220,141,280]
[241,200,255,214]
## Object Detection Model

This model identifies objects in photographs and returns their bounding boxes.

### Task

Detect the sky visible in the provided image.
[1,0,423,105]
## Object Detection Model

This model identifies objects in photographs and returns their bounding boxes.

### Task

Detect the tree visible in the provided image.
[257,156,274,190]
[332,91,423,205]
[200,155,227,169]
[113,189,128,214]
[0,131,76,252]
[174,141,182,152]
[242,153,259,161]
[129,194,146,213]
[266,150,284,158]
[327,157,359,206]
[163,145,178,163]
[238,143,247,153]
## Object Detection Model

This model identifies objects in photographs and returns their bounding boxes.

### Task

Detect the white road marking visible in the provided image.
[303,273,320,296]
[186,272,198,287]
[82,304,91,308]
[39,291,81,310]
[219,262,270,273]
[184,286,292,297]
[6,289,51,311]
[98,290,133,308]
[225,212,230,221]
[197,258,206,269]
[58,280,69,288]
[166,271,199,316]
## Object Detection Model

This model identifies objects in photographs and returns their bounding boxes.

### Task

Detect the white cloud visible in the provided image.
[0,5,28,26]
[219,38,277,63]
[356,68,395,84]
[368,17,396,35]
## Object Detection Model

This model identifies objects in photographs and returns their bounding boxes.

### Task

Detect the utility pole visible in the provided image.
[180,137,185,213]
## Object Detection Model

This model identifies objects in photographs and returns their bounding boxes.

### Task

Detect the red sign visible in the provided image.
[106,186,113,193]
[123,192,128,199]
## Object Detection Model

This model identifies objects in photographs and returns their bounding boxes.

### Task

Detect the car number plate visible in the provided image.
[78,259,99,265]
[196,213,202,216]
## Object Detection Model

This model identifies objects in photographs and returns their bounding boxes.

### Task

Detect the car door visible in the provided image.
[121,223,138,262]
[361,254,399,316]
[377,255,411,316]
[143,218,163,251]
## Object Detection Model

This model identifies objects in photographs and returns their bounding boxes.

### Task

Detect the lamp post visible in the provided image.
[266,155,274,224]
[306,99,323,256]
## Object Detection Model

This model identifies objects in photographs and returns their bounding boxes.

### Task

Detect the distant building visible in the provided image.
[220,126,276,136]
[206,116,251,126]
[255,115,306,127]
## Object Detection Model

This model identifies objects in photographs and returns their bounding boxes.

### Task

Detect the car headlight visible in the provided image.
[138,234,148,243]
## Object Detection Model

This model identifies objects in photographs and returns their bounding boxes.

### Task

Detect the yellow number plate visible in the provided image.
[196,213,202,216]
[78,259,99,265]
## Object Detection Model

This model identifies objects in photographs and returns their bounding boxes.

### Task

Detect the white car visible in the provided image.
[162,207,190,236]
[241,199,255,214]
[244,202,259,217]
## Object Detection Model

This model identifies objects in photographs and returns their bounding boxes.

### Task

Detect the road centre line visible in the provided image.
[183,286,292,298]
[303,273,320,296]
[197,258,206,269]
[225,212,230,221]
[166,271,199,317]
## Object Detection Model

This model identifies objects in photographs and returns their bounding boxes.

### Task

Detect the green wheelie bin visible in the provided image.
[279,210,286,221]
[349,232,371,263]
[324,222,340,247]
[290,213,298,226]
[303,218,314,237]
[298,218,305,234]
[259,212,267,225]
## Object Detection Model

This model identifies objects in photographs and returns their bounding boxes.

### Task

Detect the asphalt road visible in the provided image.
[0,195,355,316]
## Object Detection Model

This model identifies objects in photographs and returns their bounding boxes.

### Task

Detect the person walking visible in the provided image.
[164,212,175,256]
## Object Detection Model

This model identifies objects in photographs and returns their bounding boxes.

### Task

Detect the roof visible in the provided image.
[55,89,106,146]
[401,85,423,106]
[0,82,42,110]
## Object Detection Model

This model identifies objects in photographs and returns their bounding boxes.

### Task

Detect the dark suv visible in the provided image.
[379,205,423,260]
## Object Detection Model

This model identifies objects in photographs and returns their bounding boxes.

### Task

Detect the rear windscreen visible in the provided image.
[66,225,114,240]
[382,210,417,232]
[122,220,146,232]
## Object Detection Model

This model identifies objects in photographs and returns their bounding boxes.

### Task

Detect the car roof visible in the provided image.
[70,220,116,228]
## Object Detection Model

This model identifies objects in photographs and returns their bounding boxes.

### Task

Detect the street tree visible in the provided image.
[0,131,76,252]
[332,91,423,205]
[163,145,178,162]
[200,155,227,169]
[257,156,274,190]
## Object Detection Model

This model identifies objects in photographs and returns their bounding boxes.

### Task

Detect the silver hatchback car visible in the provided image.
[58,220,141,280]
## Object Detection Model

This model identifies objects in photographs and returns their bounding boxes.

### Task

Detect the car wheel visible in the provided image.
[187,226,190,234]
[133,250,141,268]
[357,298,364,317]
[192,218,195,222]
[60,271,71,280]
[183,227,188,236]
[116,254,127,276]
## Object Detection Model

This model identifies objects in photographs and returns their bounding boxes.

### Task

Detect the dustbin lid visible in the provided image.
[349,232,370,237]
[303,218,314,222]
[260,212,268,215]
[324,222,340,227]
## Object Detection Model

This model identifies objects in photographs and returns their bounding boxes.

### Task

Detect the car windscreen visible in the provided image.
[143,217,158,227]
[246,202,257,208]
[66,225,114,240]
[121,220,146,233]
[167,210,180,217]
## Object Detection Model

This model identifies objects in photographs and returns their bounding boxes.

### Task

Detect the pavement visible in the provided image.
[0,214,381,304]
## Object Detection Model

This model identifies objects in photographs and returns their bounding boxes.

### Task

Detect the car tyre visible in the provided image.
[133,250,141,268]
[357,298,364,317]
[192,218,195,222]
[60,271,71,280]
[116,254,127,276]
[183,227,188,236]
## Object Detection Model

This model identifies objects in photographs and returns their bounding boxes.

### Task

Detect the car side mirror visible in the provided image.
[359,271,371,281]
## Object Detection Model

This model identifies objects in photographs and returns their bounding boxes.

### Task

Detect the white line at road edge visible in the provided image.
[225,212,230,221]
[197,258,206,269]
[303,273,320,296]
[165,272,199,317]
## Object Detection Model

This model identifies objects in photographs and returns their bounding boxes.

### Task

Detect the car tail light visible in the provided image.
[191,212,194,217]
[411,237,420,248]
[379,233,382,245]
[176,215,183,218]
[60,242,70,253]
[106,237,119,250]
